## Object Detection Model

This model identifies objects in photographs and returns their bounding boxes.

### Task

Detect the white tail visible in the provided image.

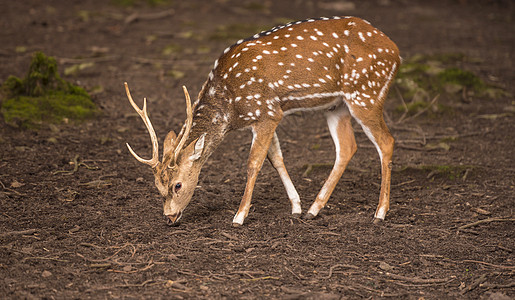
[126,16,400,226]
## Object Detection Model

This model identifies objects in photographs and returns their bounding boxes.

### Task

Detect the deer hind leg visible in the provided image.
[267,132,302,216]
[351,108,394,223]
[306,104,357,219]
[233,120,280,226]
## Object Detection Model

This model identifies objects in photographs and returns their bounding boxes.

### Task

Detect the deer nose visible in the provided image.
[164,213,182,226]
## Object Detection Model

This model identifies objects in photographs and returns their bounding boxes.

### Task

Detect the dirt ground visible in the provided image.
[1,0,514,299]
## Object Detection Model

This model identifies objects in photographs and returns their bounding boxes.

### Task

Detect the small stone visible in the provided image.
[379,261,394,271]
[167,253,179,260]
[443,83,463,94]
[46,137,58,144]
[42,270,52,278]
[68,225,80,234]
[122,265,132,272]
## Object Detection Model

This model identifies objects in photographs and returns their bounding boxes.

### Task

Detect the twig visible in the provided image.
[124,9,175,25]
[241,276,280,281]
[324,264,359,279]
[462,260,515,270]
[391,279,456,287]
[53,155,79,175]
[402,94,440,123]
[89,263,112,268]
[220,231,239,241]
[392,179,416,187]
[232,270,265,279]
[396,144,437,152]
[1,229,37,237]
[79,242,104,248]
[118,279,156,288]
[0,180,24,196]
[481,282,515,289]
[109,261,154,274]
[285,266,303,280]
[57,55,119,64]
[427,129,493,140]
[130,56,211,67]
[177,269,210,278]
[460,274,487,295]
[353,283,406,297]
[85,279,164,292]
[395,85,409,124]
[23,256,69,263]
[385,272,453,284]
[457,218,515,230]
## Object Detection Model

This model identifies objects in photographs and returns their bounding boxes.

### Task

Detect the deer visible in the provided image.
[125,16,400,227]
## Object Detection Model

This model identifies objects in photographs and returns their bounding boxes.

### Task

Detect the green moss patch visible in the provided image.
[209,23,272,41]
[392,53,506,119]
[1,52,96,128]
[111,0,172,7]
[395,53,489,99]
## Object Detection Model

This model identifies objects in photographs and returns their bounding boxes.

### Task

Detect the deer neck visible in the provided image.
[182,93,231,166]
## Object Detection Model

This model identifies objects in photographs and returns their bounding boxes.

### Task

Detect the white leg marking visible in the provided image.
[282,178,301,214]
[269,133,302,215]
[232,211,246,225]
[360,123,383,163]
[375,206,387,220]
[326,110,342,165]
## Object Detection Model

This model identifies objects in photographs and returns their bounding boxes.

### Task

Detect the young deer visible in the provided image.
[126,16,400,226]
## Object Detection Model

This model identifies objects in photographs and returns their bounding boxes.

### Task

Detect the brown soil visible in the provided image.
[1,0,514,299]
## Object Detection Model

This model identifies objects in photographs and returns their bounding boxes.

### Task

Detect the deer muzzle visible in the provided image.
[164,212,182,226]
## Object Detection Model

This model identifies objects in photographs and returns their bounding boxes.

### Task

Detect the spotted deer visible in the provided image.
[126,16,400,226]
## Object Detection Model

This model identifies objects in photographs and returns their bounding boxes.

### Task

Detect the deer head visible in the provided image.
[125,82,206,226]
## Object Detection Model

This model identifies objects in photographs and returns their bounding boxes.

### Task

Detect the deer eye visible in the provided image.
[174,182,182,193]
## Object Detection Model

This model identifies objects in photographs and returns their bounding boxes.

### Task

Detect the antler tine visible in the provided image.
[173,86,194,165]
[124,82,160,168]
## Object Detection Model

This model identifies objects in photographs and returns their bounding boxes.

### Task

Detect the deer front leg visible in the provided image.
[267,132,302,216]
[233,121,279,226]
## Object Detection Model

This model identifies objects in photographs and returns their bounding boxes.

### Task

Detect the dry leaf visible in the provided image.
[10,180,25,188]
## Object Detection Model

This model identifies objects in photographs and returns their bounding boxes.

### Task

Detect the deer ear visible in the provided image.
[190,133,206,161]
[163,131,177,159]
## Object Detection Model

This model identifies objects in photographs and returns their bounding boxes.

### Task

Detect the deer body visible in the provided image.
[126,16,400,226]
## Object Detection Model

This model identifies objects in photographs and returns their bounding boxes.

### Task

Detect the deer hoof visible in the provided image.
[372,217,384,225]
[303,212,317,220]
[232,222,243,228]
[291,213,301,219]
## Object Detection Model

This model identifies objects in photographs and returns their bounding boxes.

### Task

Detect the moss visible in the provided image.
[111,0,172,6]
[243,2,268,12]
[420,164,475,180]
[209,23,274,41]
[1,52,96,128]
[437,68,486,91]
[395,100,430,114]
[162,43,183,56]
[392,53,498,119]
[395,53,488,99]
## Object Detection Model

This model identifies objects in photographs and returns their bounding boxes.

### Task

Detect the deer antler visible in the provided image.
[125,82,160,168]
[172,86,193,165]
